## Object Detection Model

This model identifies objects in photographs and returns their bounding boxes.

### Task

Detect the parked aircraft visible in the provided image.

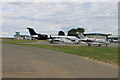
[48,35,80,44]
[27,28,48,40]
[27,27,109,47]
[77,32,110,47]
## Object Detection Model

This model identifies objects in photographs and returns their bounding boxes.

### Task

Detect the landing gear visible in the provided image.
[106,44,107,46]
[98,44,101,47]
[76,42,79,44]
[88,44,91,46]
[50,39,54,43]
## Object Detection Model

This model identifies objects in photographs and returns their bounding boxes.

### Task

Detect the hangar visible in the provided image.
[83,33,110,41]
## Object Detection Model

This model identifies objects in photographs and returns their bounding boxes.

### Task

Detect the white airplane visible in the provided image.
[48,35,80,44]
[27,27,110,47]
[77,32,110,47]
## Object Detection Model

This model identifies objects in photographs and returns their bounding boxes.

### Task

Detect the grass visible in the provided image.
[1,38,44,44]
[1,38,119,65]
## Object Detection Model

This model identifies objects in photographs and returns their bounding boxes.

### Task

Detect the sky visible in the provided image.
[0,1,118,37]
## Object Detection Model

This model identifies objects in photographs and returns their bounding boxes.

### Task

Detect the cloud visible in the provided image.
[1,2,118,37]
[1,0,119,2]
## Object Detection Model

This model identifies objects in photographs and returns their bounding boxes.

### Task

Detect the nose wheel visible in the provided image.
[98,44,101,47]
[50,39,54,43]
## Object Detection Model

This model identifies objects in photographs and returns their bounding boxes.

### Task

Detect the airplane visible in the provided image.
[77,32,110,47]
[27,27,110,47]
[27,27,49,40]
[48,35,80,44]
[27,27,80,44]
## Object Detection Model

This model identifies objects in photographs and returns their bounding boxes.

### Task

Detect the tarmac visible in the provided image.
[2,44,118,78]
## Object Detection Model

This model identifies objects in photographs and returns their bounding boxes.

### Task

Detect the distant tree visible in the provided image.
[67,29,77,36]
[77,28,85,33]
[67,28,85,37]
[58,31,65,36]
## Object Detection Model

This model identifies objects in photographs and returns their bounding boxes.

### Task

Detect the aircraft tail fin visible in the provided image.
[76,32,85,39]
[27,27,38,35]
[49,35,53,39]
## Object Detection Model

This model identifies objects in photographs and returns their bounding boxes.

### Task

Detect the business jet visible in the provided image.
[77,32,110,47]
[27,27,49,40]
[27,27,80,44]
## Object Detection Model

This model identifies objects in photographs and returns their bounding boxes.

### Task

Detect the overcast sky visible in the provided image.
[1,1,118,37]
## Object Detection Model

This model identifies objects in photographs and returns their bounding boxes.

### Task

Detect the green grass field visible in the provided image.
[1,38,40,44]
[1,39,119,65]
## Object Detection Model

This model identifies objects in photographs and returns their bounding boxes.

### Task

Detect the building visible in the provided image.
[83,33,109,40]
[14,32,31,40]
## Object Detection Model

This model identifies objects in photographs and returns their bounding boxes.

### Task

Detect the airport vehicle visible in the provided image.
[27,27,109,46]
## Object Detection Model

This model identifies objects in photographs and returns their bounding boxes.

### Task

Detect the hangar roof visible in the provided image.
[83,33,109,36]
